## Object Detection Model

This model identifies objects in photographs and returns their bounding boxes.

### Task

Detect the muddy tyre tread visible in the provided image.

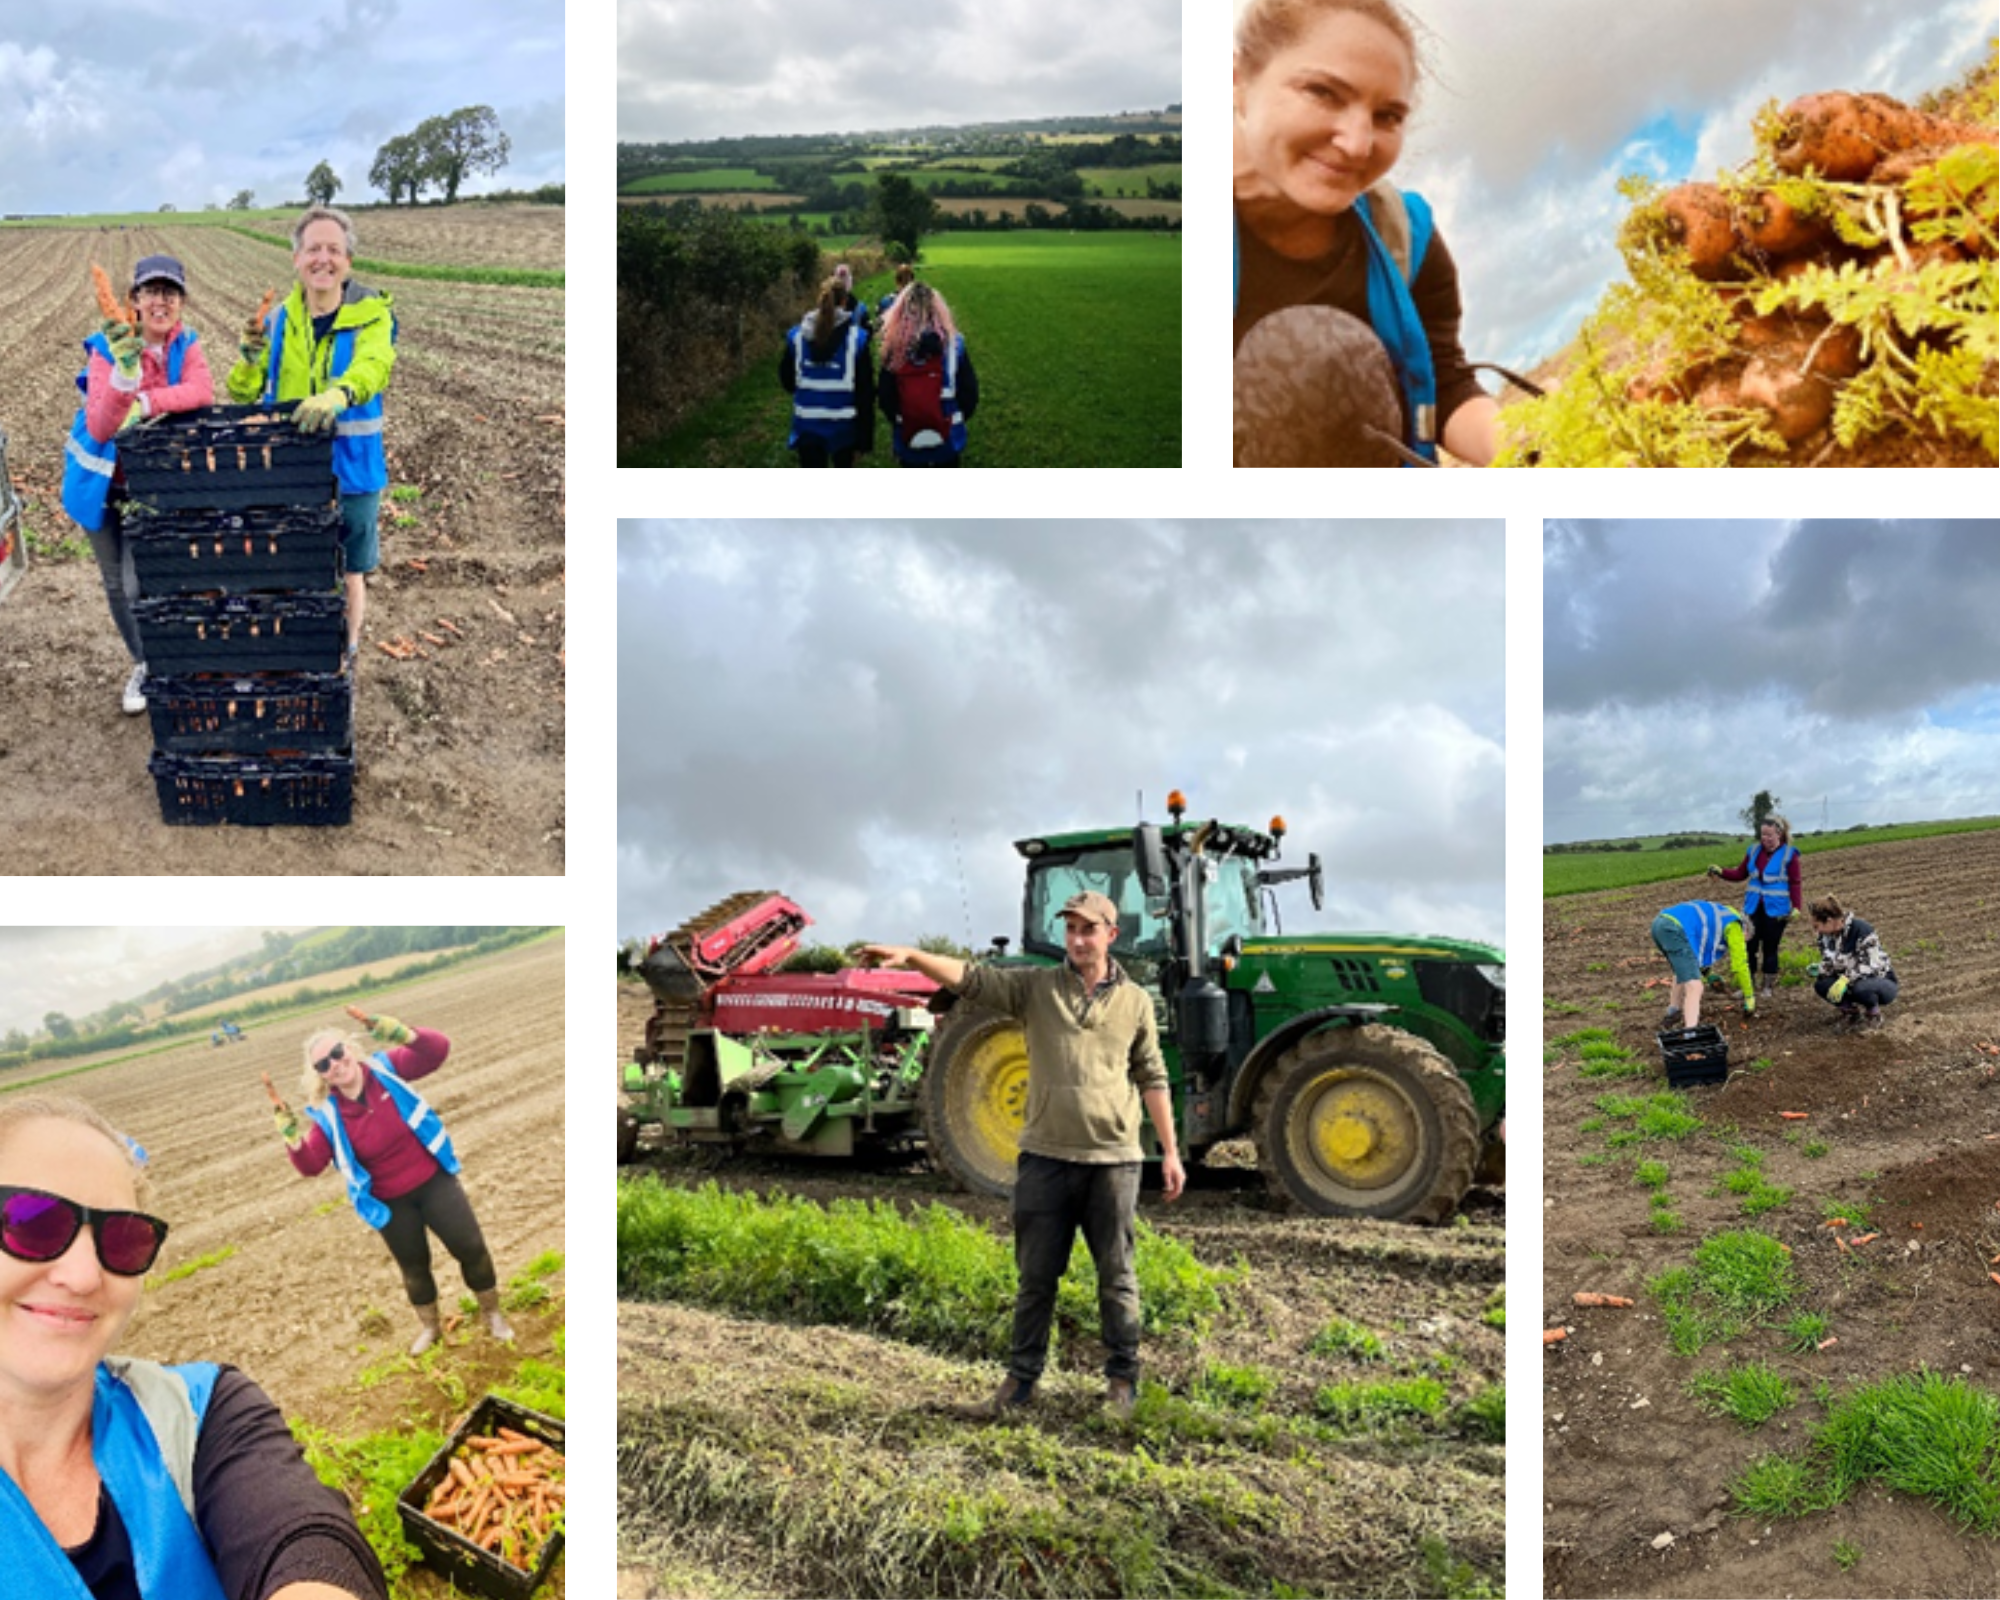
[919,1008,1025,1200]
[1252,1023,1480,1225]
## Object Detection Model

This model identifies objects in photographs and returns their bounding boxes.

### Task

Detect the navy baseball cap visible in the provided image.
[131,255,187,292]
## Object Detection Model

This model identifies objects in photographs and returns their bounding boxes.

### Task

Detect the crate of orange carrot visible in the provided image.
[397,1394,565,1598]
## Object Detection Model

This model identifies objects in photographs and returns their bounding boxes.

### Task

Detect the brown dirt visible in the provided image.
[1543,830,2000,1598]
[0,221,563,874]
[230,204,565,272]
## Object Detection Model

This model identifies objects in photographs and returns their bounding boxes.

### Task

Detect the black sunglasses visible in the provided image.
[0,1186,170,1277]
[313,1042,346,1076]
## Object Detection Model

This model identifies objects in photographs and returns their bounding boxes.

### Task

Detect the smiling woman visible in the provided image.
[1232,0,1499,467]
[0,1095,387,1600]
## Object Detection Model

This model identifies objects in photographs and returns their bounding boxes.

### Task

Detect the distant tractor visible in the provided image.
[621,794,1503,1223]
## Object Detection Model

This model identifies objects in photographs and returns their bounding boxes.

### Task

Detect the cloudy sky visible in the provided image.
[618,522,1505,956]
[0,928,311,1039]
[0,1,564,216]
[1311,0,1992,368]
[1545,520,2000,844]
[620,0,1181,143]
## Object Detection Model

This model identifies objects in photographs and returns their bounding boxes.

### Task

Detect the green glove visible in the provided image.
[1743,993,1756,1015]
[1828,976,1849,1004]
[274,1106,304,1146]
[108,325,143,380]
[370,1013,416,1046]
[294,388,350,434]
[238,333,268,367]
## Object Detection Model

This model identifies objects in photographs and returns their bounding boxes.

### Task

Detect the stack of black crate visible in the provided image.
[124,405,355,826]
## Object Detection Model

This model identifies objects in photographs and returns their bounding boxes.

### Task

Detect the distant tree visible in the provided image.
[158,203,177,213]
[868,172,937,259]
[226,189,254,211]
[1,1030,27,1055]
[778,942,852,974]
[369,133,427,205]
[915,935,976,962]
[416,105,511,203]
[304,161,342,206]
[1739,790,1782,833]
[203,201,220,211]
[43,1012,75,1041]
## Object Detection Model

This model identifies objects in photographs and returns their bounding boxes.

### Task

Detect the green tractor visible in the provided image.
[624,797,1504,1225]
[922,796,1504,1223]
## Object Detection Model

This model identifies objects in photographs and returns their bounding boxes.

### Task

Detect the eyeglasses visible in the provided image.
[0,1186,170,1276]
[134,284,183,301]
[313,1042,346,1075]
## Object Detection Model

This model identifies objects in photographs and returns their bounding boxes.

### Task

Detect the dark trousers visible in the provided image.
[1009,1152,1142,1386]
[1748,910,1790,976]
[377,1170,497,1307]
[87,505,145,663]
[1815,973,1898,1010]
[795,438,856,468]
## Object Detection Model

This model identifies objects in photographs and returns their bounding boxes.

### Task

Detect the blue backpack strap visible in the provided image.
[1354,189,1439,464]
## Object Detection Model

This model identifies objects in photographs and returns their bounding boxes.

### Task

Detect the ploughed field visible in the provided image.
[615,979,1506,1599]
[1543,830,2000,1598]
[8,933,569,1594]
[0,211,564,874]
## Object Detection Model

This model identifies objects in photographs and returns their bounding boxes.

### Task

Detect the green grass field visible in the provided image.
[626,231,1182,468]
[1078,164,1182,196]
[2,208,303,228]
[622,168,779,193]
[1544,817,2000,897]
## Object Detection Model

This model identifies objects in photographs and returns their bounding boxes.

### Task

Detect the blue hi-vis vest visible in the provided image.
[0,1358,227,1600]
[1232,187,1439,464]
[889,335,967,463]
[304,1054,460,1230]
[1744,843,1797,917]
[61,330,196,532]
[262,303,391,494]
[1663,901,1741,969]
[788,318,869,450]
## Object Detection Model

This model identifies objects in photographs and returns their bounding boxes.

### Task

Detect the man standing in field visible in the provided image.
[863,892,1185,1418]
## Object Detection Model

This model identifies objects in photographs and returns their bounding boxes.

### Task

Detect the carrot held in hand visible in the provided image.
[91,262,134,332]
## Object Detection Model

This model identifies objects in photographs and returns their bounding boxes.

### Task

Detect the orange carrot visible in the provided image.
[1991,1273,2000,1289]
[1822,1218,1849,1229]
[1849,1233,1880,1246]
[259,1072,287,1110]
[1779,1111,1809,1120]
[91,263,133,328]
[1572,1293,1635,1308]
[1817,1336,1838,1351]
[1543,1327,1568,1344]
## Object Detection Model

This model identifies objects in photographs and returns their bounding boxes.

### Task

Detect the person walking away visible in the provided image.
[829,262,872,331]
[877,282,979,467]
[226,206,395,671]
[1650,900,1756,1029]
[1807,895,1899,1031]
[877,262,915,321]
[272,1007,512,1355]
[61,254,214,713]
[861,891,1184,1417]
[1707,815,1803,1002]
[780,278,875,467]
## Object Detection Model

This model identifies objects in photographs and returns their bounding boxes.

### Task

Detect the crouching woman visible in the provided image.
[1808,895,1899,1030]
[0,1094,386,1599]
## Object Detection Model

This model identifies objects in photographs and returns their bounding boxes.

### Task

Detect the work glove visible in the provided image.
[347,1004,415,1046]
[238,323,268,367]
[1743,993,1756,1016]
[1828,976,1849,1004]
[1704,865,1722,879]
[1807,963,1821,977]
[107,324,143,381]
[274,1106,304,1146]
[293,388,350,434]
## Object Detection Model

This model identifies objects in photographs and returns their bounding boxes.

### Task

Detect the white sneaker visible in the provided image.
[122,663,149,715]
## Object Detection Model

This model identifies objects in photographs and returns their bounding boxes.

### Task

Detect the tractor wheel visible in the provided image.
[617,1107,639,1166]
[1252,1024,1479,1224]
[921,1011,1030,1199]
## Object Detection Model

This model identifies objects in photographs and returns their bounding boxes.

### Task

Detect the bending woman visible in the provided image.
[1808,896,1899,1031]
[0,1094,386,1599]
[1233,0,1497,466]
[276,1008,511,1355]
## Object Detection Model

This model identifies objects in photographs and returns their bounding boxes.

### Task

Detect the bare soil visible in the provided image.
[9,934,568,1594]
[229,204,565,272]
[0,220,563,874]
[1543,831,2000,1598]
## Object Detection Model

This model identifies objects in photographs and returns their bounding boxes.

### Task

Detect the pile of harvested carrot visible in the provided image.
[419,1426,564,1571]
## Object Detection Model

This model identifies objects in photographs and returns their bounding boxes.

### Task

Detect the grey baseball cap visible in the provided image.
[131,254,187,292]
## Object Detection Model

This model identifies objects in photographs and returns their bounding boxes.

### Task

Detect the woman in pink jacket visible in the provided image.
[63,254,214,714]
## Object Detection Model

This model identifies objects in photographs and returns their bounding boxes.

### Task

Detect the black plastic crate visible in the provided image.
[148,751,353,827]
[1659,1024,1730,1087]
[398,1394,564,1599]
[143,673,352,756]
[135,594,345,675]
[118,404,333,511]
[127,503,342,595]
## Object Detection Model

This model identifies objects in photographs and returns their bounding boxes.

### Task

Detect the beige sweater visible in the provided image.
[955,960,1168,1164]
